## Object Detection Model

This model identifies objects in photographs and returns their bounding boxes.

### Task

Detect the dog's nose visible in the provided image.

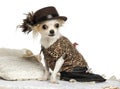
[50,30,54,34]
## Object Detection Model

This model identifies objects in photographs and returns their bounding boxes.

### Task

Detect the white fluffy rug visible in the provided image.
[0,79,120,89]
[0,48,45,80]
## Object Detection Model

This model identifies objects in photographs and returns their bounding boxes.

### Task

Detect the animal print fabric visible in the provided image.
[42,36,88,72]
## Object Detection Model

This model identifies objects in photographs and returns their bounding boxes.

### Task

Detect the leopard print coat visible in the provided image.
[42,36,88,72]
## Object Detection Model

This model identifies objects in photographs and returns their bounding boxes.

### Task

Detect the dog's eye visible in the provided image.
[55,23,59,28]
[42,24,48,30]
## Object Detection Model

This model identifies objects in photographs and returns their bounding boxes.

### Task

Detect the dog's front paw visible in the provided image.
[50,75,58,84]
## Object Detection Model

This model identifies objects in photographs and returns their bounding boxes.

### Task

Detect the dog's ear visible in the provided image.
[58,19,65,27]
[18,12,34,33]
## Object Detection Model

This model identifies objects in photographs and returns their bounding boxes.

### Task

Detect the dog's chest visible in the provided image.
[40,38,57,49]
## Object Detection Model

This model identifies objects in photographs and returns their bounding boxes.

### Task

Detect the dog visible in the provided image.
[19,6,106,83]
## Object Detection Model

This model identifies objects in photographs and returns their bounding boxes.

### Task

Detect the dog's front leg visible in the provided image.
[50,56,64,83]
[42,58,50,80]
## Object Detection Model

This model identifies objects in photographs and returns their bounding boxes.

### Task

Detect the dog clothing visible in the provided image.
[42,36,88,72]
[42,36,106,82]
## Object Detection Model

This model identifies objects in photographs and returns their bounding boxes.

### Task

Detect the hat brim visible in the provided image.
[52,16,67,21]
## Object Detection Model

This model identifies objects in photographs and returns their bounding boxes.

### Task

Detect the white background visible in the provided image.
[0,0,120,78]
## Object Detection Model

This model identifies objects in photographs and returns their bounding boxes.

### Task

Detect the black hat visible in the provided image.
[33,6,67,25]
[20,6,67,33]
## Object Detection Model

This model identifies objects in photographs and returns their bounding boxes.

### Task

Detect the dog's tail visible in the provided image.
[60,67,106,82]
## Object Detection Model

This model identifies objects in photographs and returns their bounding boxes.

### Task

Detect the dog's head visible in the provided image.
[33,19,64,38]
[19,7,67,37]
